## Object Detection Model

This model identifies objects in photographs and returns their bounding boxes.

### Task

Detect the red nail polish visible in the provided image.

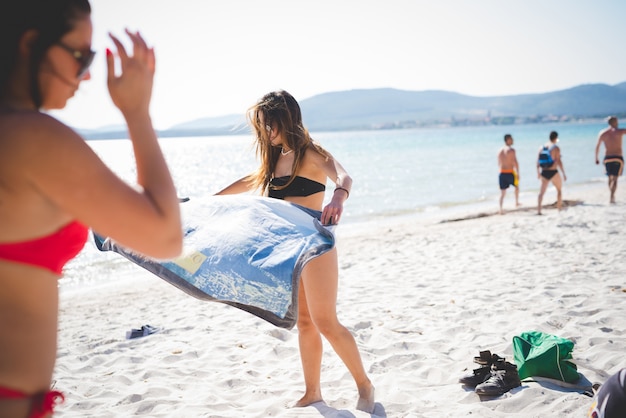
[106,48,112,57]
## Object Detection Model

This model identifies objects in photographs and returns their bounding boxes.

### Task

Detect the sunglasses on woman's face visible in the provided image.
[56,42,96,78]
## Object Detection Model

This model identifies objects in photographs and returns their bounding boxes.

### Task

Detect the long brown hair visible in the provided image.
[246,90,330,194]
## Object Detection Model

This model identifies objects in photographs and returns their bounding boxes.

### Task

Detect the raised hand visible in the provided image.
[106,29,155,117]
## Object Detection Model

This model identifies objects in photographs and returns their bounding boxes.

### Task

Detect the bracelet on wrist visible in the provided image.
[334,187,349,198]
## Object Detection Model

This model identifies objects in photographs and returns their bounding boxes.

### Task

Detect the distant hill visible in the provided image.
[299,83,626,131]
[169,114,246,130]
[614,81,626,91]
[81,82,626,139]
[153,114,249,138]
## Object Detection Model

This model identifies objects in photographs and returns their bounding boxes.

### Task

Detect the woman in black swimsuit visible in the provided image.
[216,90,375,413]
[537,131,567,215]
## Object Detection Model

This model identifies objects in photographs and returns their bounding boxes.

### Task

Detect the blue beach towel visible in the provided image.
[93,195,335,329]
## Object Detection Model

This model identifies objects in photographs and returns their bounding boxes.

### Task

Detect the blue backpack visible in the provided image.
[538,146,554,168]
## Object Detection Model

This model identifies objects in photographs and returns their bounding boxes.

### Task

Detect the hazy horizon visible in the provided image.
[49,0,626,130]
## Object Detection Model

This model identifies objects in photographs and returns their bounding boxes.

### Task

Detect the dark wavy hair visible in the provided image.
[246,90,330,194]
[0,0,91,108]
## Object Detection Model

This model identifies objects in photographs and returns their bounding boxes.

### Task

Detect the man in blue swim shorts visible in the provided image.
[595,116,626,204]
[497,134,520,214]
[499,171,517,190]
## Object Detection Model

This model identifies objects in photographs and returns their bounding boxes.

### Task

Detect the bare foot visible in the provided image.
[516,203,522,207]
[356,384,375,413]
[293,393,323,408]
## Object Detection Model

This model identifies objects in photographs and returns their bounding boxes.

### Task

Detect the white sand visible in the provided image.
[55,182,626,417]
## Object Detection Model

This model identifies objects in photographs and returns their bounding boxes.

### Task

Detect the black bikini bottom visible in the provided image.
[541,170,558,180]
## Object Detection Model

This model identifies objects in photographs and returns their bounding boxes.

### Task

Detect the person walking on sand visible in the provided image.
[0,1,183,417]
[595,116,625,204]
[215,90,375,413]
[537,131,567,215]
[497,134,521,214]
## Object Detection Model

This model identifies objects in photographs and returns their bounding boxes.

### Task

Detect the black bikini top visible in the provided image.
[268,176,326,199]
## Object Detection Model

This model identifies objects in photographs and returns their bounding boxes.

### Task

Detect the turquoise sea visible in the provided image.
[62,121,608,288]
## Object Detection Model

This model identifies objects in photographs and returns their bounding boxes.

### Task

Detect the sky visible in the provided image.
[50,0,626,131]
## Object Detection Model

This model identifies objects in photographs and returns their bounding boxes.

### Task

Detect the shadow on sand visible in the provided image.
[310,401,387,418]
[440,199,584,223]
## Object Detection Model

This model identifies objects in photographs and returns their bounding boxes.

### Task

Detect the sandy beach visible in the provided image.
[55,182,625,417]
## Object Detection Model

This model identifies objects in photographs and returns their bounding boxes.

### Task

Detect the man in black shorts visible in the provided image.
[497,134,520,214]
[595,116,626,203]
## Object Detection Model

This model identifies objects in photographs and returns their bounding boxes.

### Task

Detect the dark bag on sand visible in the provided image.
[538,146,554,168]
[512,331,579,383]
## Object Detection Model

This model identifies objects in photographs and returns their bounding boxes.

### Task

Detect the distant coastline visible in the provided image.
[338,114,616,131]
[80,115,618,141]
[79,83,626,140]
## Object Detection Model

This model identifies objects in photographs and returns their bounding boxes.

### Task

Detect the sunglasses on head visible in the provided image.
[56,42,96,78]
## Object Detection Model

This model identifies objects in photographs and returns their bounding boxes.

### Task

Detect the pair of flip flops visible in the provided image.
[126,324,160,339]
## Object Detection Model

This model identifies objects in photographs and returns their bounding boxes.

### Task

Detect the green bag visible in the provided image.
[512,331,579,383]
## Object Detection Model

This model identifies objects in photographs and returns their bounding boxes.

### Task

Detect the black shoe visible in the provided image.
[473,350,493,365]
[459,365,492,387]
[491,358,518,372]
[473,350,506,366]
[126,324,160,339]
[475,364,521,396]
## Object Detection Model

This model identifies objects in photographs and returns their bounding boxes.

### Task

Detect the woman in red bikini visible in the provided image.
[216,90,375,413]
[0,1,182,416]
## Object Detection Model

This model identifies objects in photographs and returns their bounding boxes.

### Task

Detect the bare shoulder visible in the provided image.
[598,127,611,138]
[303,143,331,165]
[299,145,338,183]
[2,111,82,146]
[1,112,89,172]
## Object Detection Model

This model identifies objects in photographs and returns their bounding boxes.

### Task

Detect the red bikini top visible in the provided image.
[0,221,89,275]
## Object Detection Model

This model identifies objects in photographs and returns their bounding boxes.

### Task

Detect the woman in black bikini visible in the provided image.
[537,131,567,215]
[216,90,375,413]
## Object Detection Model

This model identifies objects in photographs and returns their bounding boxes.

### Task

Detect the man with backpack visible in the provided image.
[595,116,625,204]
[497,134,521,214]
[537,131,567,215]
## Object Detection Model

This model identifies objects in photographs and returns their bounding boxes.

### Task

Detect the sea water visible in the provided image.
[61,121,608,288]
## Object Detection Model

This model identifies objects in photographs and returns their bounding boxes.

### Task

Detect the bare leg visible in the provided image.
[537,177,549,215]
[294,280,324,408]
[514,186,520,207]
[298,249,375,413]
[609,175,617,203]
[499,189,506,214]
[552,174,563,210]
